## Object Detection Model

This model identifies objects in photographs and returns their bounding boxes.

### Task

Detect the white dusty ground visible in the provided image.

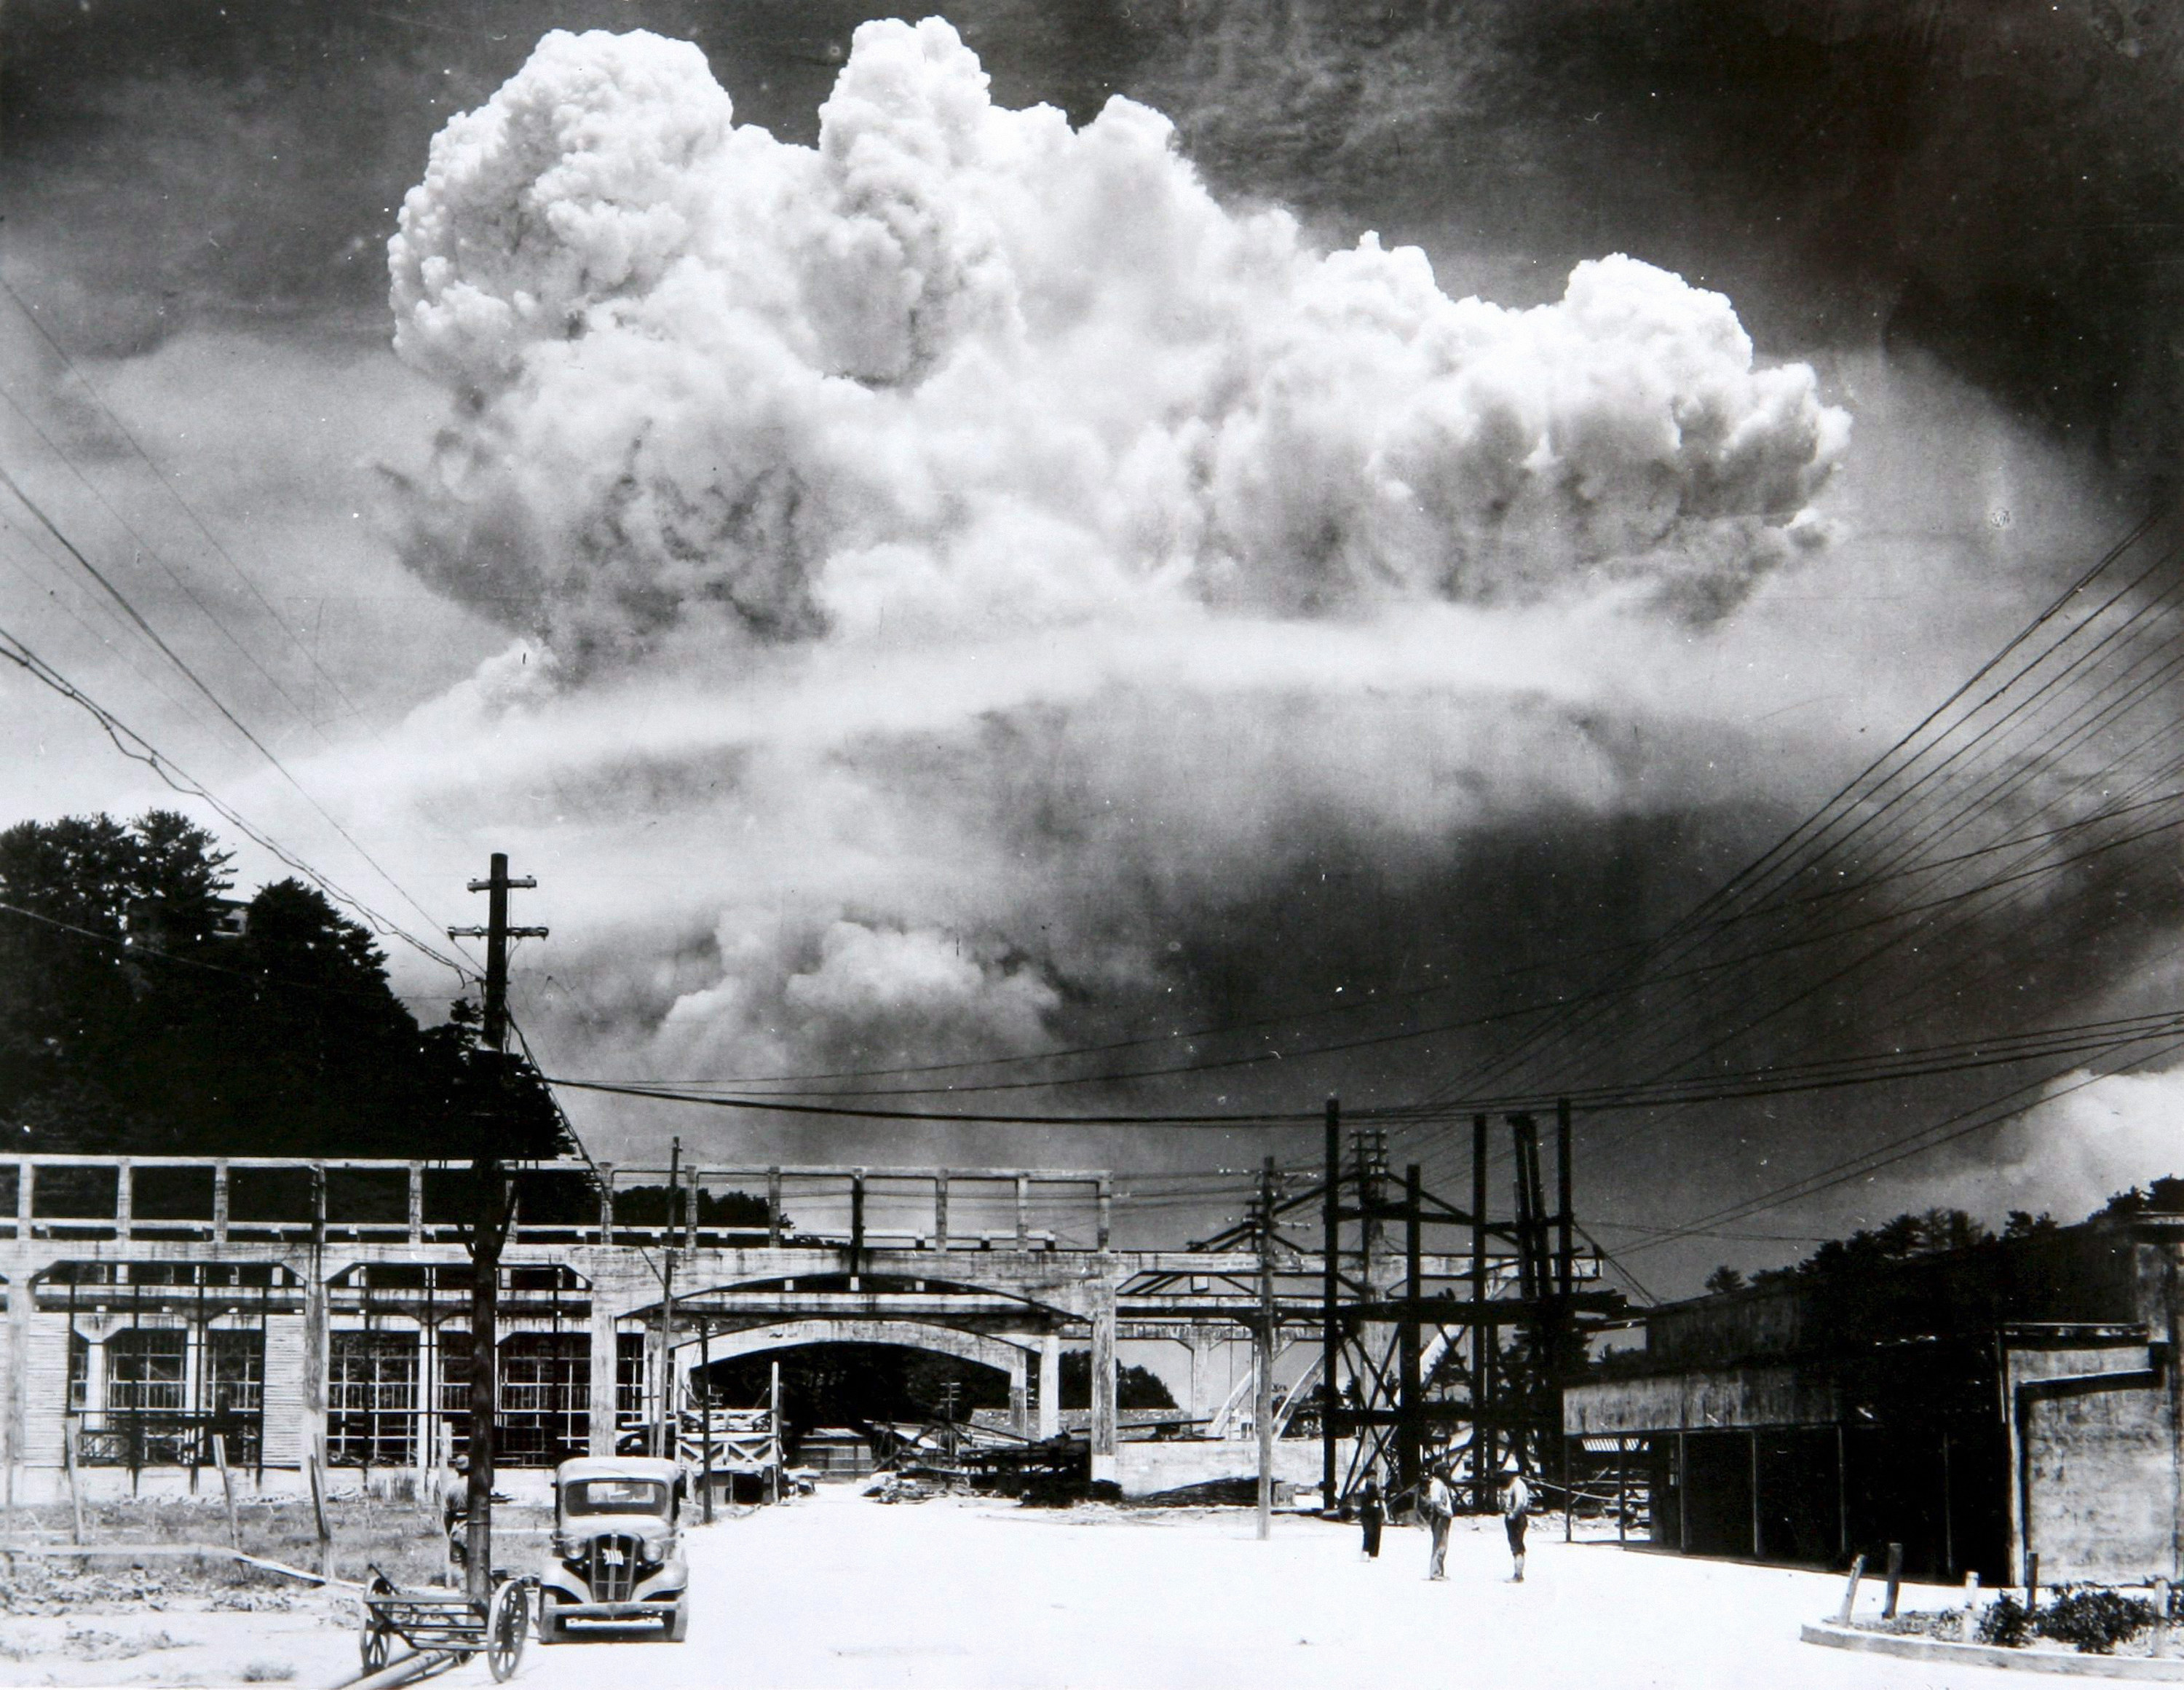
[0,1589,360,1689]
[522,1487,2013,1690]
[0,1488,2029,1689]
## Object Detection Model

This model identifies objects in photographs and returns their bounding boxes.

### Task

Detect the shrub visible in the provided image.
[238,1662,296,1683]
[2035,1587,2159,1655]
[1977,1594,2033,1648]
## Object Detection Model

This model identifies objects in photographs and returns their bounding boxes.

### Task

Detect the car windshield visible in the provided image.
[563,1478,670,1517]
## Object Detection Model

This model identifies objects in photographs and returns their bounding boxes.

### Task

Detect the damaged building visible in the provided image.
[1563,1212,2184,1585]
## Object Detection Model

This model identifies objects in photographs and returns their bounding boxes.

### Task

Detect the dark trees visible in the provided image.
[0,810,568,1161]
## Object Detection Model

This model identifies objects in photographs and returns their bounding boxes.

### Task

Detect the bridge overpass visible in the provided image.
[0,1143,1602,1501]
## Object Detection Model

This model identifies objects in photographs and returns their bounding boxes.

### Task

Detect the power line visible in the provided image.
[0,467,475,975]
[0,897,451,1008]
[0,275,377,733]
[0,385,325,733]
[0,618,472,979]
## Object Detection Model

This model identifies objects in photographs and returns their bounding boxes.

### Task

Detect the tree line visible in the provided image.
[0,810,566,1163]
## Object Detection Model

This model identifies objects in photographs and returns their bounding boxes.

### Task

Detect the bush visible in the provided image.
[1977,1594,2033,1648]
[2035,1587,2159,1655]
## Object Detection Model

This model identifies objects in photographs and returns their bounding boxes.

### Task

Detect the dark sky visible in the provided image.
[4,0,2181,1298]
[11,0,2181,467]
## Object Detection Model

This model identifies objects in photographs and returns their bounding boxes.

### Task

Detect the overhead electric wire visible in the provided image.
[0,618,472,979]
[0,386,326,733]
[1389,516,2184,1199]
[1615,1024,2184,1260]
[1406,514,2175,1110]
[0,276,376,733]
[0,468,474,976]
[0,897,451,1008]
[1426,536,2181,1126]
[0,517,231,743]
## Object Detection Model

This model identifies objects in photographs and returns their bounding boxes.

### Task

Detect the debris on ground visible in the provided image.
[869,1477,943,1504]
[57,1627,194,1662]
[0,1565,174,1616]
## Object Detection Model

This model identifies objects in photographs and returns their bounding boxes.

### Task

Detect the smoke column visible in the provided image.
[381,19,1854,1129]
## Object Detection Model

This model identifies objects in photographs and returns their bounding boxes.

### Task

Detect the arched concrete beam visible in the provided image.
[672,1318,1036,1375]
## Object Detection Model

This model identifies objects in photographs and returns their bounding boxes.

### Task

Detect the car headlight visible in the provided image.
[640,1534,670,1562]
[553,1533,577,1558]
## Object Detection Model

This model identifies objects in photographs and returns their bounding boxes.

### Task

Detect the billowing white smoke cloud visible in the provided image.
[377,19,1856,1105]
[389,20,1845,666]
[1879,1066,2184,1231]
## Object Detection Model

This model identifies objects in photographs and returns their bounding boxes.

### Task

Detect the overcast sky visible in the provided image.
[3,0,2180,1297]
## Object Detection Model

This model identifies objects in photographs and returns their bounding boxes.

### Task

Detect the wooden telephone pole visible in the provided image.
[1255,1156,1277,1541]
[447,853,547,1600]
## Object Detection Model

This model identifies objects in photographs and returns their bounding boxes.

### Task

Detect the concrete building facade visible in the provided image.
[1563,1215,2184,1585]
[0,1153,1246,1501]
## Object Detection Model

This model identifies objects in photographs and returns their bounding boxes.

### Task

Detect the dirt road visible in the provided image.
[508,1486,2010,1690]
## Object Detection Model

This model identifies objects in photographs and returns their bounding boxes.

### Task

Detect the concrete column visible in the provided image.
[14,1164,31,1239]
[1008,1349,1028,1436]
[1090,1284,1118,1485]
[211,1162,229,1244]
[114,1161,132,1242]
[589,1299,618,1456]
[3,1279,24,1502]
[299,1261,328,1472]
[408,1164,424,1244]
[84,1330,111,1414]
[1038,1334,1061,1439]
[1187,1333,1216,1423]
[934,1172,949,1251]
[1016,1177,1030,1248]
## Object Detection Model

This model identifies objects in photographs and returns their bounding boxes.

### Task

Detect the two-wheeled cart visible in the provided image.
[358,1566,531,1683]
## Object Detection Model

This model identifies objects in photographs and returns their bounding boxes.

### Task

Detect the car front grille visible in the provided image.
[579,1533,644,1603]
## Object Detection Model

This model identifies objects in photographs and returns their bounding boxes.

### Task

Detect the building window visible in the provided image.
[617,1332,647,1424]
[67,1329,89,1412]
[431,1329,590,1467]
[329,1332,419,1467]
[205,1329,263,1417]
[498,1332,589,1467]
[107,1330,186,1413]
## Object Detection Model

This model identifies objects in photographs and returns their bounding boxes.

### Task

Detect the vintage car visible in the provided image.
[536,1456,689,1643]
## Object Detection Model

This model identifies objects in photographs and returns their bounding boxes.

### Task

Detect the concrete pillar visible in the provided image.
[1038,1334,1061,1439]
[3,1279,23,1502]
[1008,1349,1028,1436]
[114,1161,132,1242]
[1187,1333,1215,1423]
[211,1162,229,1244]
[1090,1284,1118,1485]
[934,1172,949,1250]
[408,1164,425,1245]
[299,1262,328,1472]
[589,1298,619,1456]
[14,1163,31,1239]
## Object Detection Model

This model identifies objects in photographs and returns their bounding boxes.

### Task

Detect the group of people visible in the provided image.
[1353,1459,1531,1583]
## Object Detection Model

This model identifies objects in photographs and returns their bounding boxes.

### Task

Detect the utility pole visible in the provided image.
[652,1138,681,1460]
[446,853,547,1602]
[1320,1097,1340,1515]
[1256,1156,1276,1542]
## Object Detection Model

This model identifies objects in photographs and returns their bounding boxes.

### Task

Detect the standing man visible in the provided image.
[1420,1461,1455,1581]
[1357,1477,1385,1561]
[1503,1456,1532,1583]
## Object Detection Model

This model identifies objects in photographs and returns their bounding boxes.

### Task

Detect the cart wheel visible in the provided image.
[360,1622,392,1675]
[486,1581,529,1683]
